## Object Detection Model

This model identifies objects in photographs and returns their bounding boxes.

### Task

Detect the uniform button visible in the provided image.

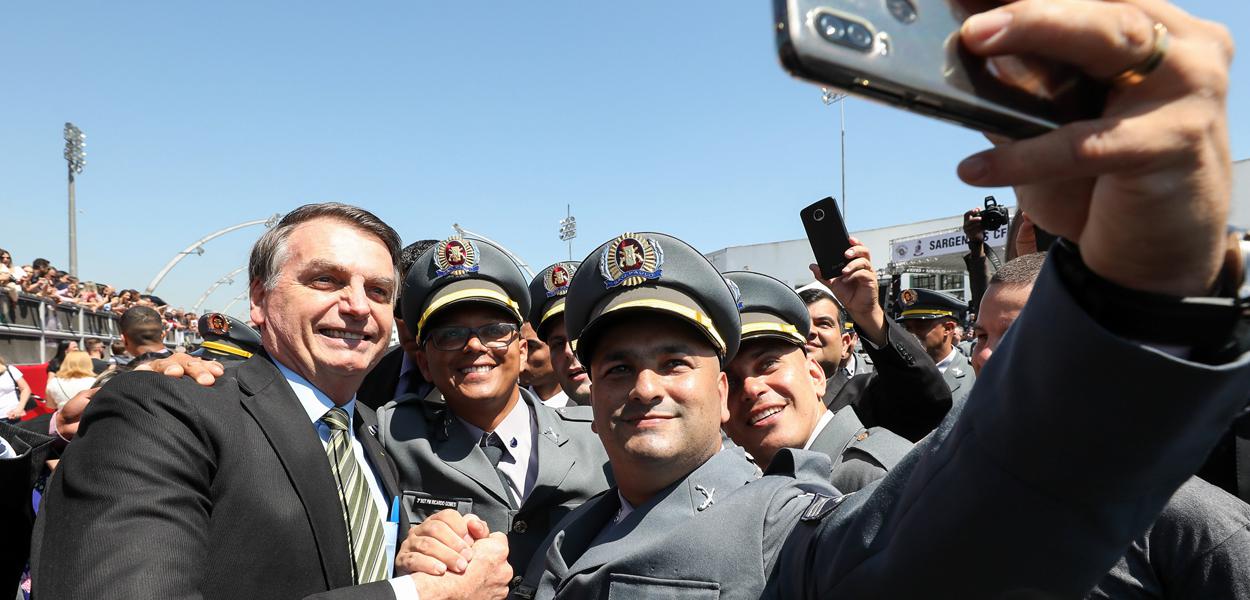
[855,431,869,441]
[512,519,528,533]
[511,575,524,587]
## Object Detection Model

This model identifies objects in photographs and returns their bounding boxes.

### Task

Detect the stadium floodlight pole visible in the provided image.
[820,89,848,220]
[452,224,536,280]
[63,123,87,278]
[558,205,577,261]
[192,266,248,312]
[145,214,282,294]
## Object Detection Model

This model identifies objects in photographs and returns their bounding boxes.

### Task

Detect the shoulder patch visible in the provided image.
[800,492,849,522]
[552,405,595,423]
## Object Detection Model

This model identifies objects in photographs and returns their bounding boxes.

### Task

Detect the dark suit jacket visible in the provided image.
[31,354,408,600]
[1,422,54,595]
[823,318,953,442]
[357,346,430,412]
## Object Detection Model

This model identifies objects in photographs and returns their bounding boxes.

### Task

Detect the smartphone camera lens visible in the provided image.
[813,209,826,222]
[816,13,846,42]
[845,23,873,49]
[886,0,917,24]
[814,12,875,52]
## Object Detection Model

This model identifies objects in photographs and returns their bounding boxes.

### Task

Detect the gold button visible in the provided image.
[855,432,869,442]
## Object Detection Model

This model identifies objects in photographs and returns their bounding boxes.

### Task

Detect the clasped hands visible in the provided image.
[395,509,513,600]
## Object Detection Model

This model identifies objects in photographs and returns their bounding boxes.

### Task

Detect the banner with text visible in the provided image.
[889,226,1008,262]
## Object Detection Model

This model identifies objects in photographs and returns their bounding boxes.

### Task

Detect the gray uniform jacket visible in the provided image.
[513,447,833,600]
[807,406,912,494]
[941,348,976,403]
[517,257,1250,599]
[377,386,611,576]
[1088,476,1250,599]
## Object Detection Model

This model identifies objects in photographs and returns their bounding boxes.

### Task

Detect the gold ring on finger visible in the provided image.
[1111,22,1170,87]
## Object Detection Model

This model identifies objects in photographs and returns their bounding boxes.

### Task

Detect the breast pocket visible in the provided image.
[607,573,720,600]
[403,490,474,523]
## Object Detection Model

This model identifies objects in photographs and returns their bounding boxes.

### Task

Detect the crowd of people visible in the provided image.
[1,1,1248,599]
[0,250,200,337]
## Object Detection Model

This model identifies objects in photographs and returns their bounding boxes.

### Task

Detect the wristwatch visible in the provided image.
[1051,237,1249,364]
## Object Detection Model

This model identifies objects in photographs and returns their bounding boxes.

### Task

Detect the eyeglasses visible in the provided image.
[424,322,520,352]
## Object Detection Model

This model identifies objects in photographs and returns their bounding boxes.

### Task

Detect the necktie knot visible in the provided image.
[321,407,351,432]
[479,431,507,467]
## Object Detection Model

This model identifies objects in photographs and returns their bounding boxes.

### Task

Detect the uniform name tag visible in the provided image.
[412,497,459,509]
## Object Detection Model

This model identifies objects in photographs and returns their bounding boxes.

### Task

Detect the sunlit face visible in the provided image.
[900,318,955,362]
[804,298,850,373]
[250,218,396,401]
[972,283,1031,376]
[519,322,556,389]
[416,304,525,413]
[588,314,727,470]
[543,316,591,403]
[723,338,827,467]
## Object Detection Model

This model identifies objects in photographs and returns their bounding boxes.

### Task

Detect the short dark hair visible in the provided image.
[120,306,166,346]
[32,258,50,270]
[84,337,104,351]
[797,288,846,330]
[395,239,440,318]
[249,203,402,292]
[990,252,1047,287]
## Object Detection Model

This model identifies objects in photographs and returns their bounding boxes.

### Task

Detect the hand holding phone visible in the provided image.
[800,197,852,279]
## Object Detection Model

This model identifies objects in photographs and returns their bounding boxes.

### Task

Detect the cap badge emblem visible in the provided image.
[434,236,479,279]
[600,233,664,289]
[543,263,575,298]
[206,313,230,336]
[900,289,918,307]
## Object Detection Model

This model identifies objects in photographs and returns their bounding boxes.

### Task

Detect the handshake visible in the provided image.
[395,509,515,600]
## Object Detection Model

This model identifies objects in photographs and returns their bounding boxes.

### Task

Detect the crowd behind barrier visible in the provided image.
[0,250,203,364]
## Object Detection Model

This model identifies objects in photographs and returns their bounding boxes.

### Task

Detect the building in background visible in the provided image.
[708,158,1250,305]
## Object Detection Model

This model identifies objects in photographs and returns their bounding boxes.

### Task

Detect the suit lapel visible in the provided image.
[523,389,576,510]
[538,492,618,582]
[422,389,516,507]
[236,354,354,590]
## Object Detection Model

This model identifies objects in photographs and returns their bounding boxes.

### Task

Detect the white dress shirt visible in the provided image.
[458,395,538,506]
[935,347,958,374]
[802,409,836,450]
[274,362,418,600]
[539,387,570,408]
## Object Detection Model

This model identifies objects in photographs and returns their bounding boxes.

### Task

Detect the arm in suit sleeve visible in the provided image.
[850,318,952,441]
[31,373,404,600]
[963,251,990,315]
[30,373,219,599]
[777,257,1250,598]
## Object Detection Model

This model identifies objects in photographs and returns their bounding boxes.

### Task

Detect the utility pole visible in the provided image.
[63,123,87,277]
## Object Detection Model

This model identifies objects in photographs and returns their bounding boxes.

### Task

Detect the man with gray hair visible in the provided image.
[33,203,511,600]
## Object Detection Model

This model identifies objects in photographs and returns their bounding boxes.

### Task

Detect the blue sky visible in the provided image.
[2,1,1247,319]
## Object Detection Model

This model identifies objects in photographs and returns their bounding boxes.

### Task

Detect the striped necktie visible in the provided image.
[320,407,388,583]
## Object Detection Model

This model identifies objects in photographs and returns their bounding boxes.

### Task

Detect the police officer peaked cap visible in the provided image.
[896,288,967,321]
[527,261,579,338]
[401,236,531,341]
[565,232,741,366]
[192,312,262,360]
[723,271,809,347]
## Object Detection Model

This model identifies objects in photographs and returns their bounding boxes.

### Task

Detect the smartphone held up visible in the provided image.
[773,0,1107,138]
[801,197,854,280]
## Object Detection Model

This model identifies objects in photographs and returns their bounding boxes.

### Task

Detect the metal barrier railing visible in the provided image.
[0,293,205,363]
